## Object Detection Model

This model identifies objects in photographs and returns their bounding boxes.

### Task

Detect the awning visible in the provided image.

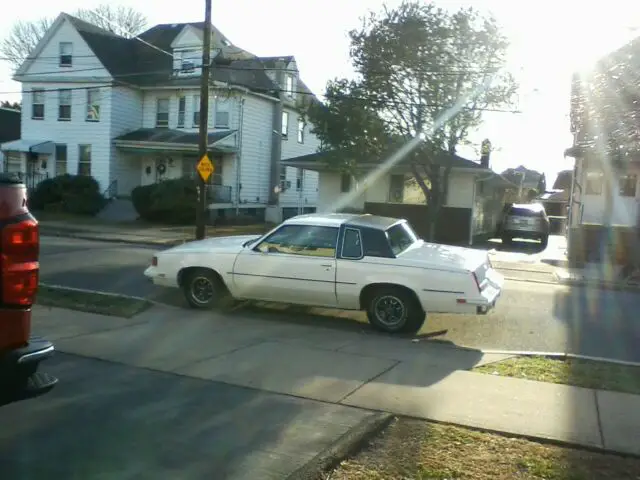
[113,128,237,153]
[0,139,55,155]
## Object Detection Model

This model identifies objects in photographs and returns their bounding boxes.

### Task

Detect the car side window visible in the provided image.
[341,228,363,259]
[255,224,339,258]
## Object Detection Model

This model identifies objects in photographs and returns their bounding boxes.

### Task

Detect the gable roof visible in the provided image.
[14,15,318,99]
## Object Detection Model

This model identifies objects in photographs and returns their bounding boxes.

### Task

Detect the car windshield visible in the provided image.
[386,222,418,256]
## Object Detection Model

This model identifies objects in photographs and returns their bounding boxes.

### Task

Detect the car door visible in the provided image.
[232,224,339,307]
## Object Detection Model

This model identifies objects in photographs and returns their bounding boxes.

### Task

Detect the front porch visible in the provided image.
[0,138,56,191]
[114,128,238,208]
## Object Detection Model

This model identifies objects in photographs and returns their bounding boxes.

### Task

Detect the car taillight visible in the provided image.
[151,256,158,266]
[1,218,39,306]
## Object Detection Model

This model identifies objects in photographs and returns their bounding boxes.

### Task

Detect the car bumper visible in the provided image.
[144,267,178,288]
[0,336,58,404]
[468,269,503,315]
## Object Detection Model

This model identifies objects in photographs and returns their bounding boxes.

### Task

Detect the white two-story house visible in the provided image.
[0,13,321,222]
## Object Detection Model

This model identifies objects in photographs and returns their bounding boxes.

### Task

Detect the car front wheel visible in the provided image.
[365,287,425,334]
[183,269,225,309]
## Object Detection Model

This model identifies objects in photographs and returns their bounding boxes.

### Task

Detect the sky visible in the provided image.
[1,0,640,186]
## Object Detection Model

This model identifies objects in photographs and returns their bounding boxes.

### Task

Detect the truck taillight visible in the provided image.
[1,218,40,306]
[2,219,39,263]
[2,262,38,305]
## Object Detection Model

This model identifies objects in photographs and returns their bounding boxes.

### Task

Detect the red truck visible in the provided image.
[0,173,56,405]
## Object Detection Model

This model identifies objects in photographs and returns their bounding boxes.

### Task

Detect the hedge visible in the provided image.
[132,177,197,224]
[29,174,106,215]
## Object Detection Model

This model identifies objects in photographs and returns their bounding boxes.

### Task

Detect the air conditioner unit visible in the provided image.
[280,179,291,191]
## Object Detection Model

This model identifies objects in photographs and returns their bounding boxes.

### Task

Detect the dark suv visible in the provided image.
[500,203,550,248]
[0,173,56,405]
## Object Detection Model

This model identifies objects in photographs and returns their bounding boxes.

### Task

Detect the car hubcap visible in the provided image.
[373,295,406,328]
[191,276,214,304]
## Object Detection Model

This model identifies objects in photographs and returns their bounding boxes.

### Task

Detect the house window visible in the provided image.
[156,98,169,127]
[281,111,289,139]
[285,74,294,97]
[55,144,67,175]
[3,152,22,173]
[340,173,352,193]
[193,95,200,127]
[78,145,91,176]
[279,165,288,190]
[58,89,71,121]
[177,96,186,128]
[86,88,100,121]
[619,174,638,197]
[296,168,303,191]
[59,42,72,66]
[297,118,305,143]
[31,89,44,119]
[214,97,230,128]
[585,171,603,195]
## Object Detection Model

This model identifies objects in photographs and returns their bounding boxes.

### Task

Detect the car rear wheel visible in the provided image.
[183,269,225,309]
[365,287,425,334]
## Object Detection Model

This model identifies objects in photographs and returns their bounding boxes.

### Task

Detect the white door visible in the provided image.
[232,224,339,307]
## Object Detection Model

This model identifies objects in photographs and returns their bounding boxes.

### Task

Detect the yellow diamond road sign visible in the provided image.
[196,154,214,182]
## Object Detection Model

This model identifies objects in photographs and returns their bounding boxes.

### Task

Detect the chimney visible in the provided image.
[480,138,491,168]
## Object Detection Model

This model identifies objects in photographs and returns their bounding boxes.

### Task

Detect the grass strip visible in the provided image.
[474,355,640,396]
[36,285,152,318]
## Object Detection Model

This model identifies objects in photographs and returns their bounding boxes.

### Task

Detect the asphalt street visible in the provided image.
[0,353,372,479]
[39,236,640,362]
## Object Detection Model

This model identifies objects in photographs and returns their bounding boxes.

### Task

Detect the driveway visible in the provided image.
[0,352,374,479]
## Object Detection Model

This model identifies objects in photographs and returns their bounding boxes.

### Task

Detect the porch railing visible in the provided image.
[14,172,49,191]
[206,184,232,203]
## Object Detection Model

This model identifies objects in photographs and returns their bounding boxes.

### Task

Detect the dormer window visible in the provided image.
[285,74,294,97]
[59,42,72,67]
[181,60,195,73]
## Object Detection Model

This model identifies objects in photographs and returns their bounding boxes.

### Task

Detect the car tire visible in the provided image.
[501,235,511,246]
[365,287,425,334]
[183,269,226,309]
[540,235,549,248]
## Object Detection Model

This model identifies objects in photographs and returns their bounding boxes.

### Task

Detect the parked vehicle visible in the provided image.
[145,213,504,334]
[0,173,57,405]
[500,203,550,248]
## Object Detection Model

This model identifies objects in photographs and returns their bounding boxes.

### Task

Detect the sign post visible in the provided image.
[195,0,212,240]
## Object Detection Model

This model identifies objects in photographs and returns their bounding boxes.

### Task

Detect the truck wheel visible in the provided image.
[183,269,226,309]
[540,235,549,248]
[366,287,425,334]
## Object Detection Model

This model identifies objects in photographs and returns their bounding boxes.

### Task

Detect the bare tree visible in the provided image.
[1,5,148,70]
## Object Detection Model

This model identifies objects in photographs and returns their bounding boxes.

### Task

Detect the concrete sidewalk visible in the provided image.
[38,220,267,247]
[33,304,640,457]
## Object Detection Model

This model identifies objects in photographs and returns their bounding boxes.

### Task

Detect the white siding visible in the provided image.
[239,95,273,204]
[446,172,475,208]
[317,172,389,213]
[20,82,112,190]
[109,86,144,196]
[141,89,237,132]
[20,19,111,79]
[280,108,321,207]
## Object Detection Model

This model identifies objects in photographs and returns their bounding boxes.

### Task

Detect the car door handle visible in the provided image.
[320,264,333,268]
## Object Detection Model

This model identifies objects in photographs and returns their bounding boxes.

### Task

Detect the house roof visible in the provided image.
[281,149,487,171]
[25,14,293,96]
[113,128,235,146]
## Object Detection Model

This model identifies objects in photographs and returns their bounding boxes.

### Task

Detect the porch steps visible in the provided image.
[97,198,138,222]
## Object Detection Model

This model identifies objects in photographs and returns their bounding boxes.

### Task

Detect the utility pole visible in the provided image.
[195,0,212,240]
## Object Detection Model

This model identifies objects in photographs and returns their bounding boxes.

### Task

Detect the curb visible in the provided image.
[479,349,640,367]
[286,412,393,480]
[40,229,183,248]
[554,272,640,292]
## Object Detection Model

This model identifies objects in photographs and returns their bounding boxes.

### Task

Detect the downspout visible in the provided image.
[469,177,477,246]
[236,97,245,215]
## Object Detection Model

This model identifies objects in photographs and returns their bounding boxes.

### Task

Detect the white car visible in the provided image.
[144,213,504,334]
